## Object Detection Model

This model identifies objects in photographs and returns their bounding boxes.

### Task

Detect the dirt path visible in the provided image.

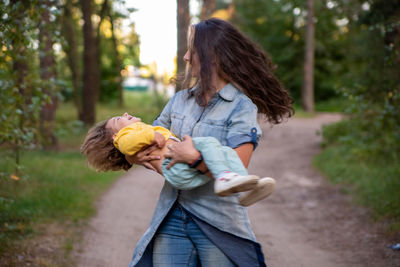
[76,114,400,267]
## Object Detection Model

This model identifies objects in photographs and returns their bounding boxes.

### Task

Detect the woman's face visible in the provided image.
[184,49,200,78]
[106,112,141,135]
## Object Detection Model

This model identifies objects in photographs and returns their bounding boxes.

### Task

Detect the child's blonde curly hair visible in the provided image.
[80,120,132,171]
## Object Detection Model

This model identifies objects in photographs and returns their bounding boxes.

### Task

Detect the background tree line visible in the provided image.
[0,0,140,163]
[199,0,400,160]
[226,0,399,222]
[1,0,399,164]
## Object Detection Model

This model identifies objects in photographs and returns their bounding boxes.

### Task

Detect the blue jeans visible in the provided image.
[153,204,236,267]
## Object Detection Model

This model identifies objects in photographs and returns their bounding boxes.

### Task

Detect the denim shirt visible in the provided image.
[129,83,262,266]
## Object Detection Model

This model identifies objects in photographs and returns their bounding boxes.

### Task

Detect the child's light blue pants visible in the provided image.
[162,136,248,190]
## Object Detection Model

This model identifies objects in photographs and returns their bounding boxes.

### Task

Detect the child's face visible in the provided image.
[106,113,141,135]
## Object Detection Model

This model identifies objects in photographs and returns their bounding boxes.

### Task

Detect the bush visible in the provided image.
[316,118,400,231]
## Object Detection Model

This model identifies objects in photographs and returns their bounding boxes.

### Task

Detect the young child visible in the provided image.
[81,112,275,206]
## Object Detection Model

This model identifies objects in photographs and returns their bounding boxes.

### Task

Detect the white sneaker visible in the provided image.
[239,177,276,206]
[214,172,259,197]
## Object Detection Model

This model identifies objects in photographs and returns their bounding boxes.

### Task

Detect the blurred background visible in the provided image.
[0,0,399,265]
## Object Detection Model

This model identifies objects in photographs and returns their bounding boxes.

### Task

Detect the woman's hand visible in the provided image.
[125,144,161,171]
[164,135,201,169]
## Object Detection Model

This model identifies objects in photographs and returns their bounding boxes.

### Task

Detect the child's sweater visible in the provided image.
[113,122,173,156]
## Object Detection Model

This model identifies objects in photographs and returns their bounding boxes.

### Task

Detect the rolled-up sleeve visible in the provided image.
[226,99,262,150]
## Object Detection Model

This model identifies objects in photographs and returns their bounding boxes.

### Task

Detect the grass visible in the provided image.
[0,91,167,264]
[315,97,351,113]
[0,150,121,254]
[314,141,400,233]
[293,97,349,118]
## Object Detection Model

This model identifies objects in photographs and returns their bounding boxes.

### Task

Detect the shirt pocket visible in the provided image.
[197,118,228,144]
[170,112,185,138]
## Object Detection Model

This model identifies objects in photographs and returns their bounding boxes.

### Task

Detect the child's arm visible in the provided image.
[153,131,166,148]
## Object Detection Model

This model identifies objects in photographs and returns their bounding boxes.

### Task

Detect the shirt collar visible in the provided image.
[189,83,237,102]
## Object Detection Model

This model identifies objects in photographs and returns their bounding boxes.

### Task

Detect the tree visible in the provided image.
[234,0,305,100]
[302,0,315,112]
[200,0,216,20]
[0,0,55,170]
[96,0,109,102]
[80,0,99,125]
[61,0,133,116]
[61,0,82,119]
[97,0,124,106]
[234,0,346,103]
[108,8,124,106]
[8,0,32,166]
[38,0,58,148]
[120,22,140,67]
[177,0,190,88]
[338,0,400,156]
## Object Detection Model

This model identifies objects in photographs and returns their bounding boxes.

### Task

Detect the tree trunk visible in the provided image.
[10,0,29,101]
[96,0,109,102]
[177,0,190,90]
[302,0,315,112]
[62,0,82,119]
[200,0,216,20]
[109,8,124,106]
[38,0,58,149]
[11,0,30,170]
[80,0,98,125]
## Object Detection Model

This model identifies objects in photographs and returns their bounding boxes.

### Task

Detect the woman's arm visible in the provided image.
[195,143,253,176]
[233,142,254,168]
[164,135,254,178]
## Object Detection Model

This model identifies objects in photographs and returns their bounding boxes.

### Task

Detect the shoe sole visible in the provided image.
[215,175,259,197]
[239,177,276,206]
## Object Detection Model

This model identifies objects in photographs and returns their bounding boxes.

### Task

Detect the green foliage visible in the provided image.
[0,1,58,155]
[293,98,351,116]
[235,0,400,224]
[0,150,119,253]
[234,0,344,102]
[1,0,143,167]
[100,63,121,101]
[321,117,399,160]
[314,97,351,112]
[98,5,141,102]
[337,0,400,157]
[98,21,120,102]
[314,139,400,230]
[120,22,141,67]
[306,0,400,159]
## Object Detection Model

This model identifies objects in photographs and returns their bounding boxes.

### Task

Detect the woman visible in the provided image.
[128,18,293,266]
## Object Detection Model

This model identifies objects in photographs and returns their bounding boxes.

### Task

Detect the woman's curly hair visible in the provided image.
[80,120,132,172]
[179,18,294,124]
